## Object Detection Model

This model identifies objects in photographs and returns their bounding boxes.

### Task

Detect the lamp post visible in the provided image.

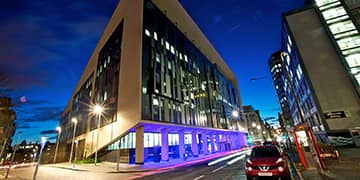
[53,126,61,164]
[93,104,103,166]
[69,118,77,166]
[33,136,47,180]
[280,52,325,171]
[5,131,22,179]
[73,140,78,168]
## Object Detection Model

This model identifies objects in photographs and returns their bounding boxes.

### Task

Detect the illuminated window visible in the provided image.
[351,67,360,74]
[287,43,291,53]
[184,54,188,62]
[355,73,360,84]
[288,35,292,46]
[326,15,349,24]
[319,1,341,11]
[346,54,360,67]
[104,91,108,101]
[153,98,159,106]
[155,53,160,63]
[145,29,151,37]
[184,134,192,144]
[334,30,358,39]
[315,0,338,7]
[337,36,360,50]
[296,65,303,80]
[329,20,356,34]
[342,47,360,55]
[322,7,346,20]
[170,45,175,54]
[153,32,158,40]
[165,41,170,50]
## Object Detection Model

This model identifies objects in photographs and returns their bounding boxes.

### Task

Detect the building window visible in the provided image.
[337,36,360,50]
[153,32,158,40]
[322,7,346,20]
[329,20,356,35]
[345,54,360,67]
[315,0,339,7]
[145,29,151,37]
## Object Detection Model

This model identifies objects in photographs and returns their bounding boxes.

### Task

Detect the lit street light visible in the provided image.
[256,125,261,130]
[69,118,77,167]
[231,110,239,118]
[53,126,61,163]
[33,136,47,180]
[252,123,256,127]
[93,104,103,166]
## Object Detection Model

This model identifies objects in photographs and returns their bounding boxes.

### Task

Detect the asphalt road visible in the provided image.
[137,157,247,180]
[0,152,248,180]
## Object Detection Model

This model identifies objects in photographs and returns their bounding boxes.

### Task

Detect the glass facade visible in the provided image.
[141,0,240,129]
[281,22,326,134]
[314,0,360,92]
[91,21,123,129]
[72,75,93,136]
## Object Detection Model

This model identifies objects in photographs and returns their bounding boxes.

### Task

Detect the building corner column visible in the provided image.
[202,132,208,155]
[191,131,198,157]
[179,130,185,159]
[161,128,169,161]
[135,126,144,164]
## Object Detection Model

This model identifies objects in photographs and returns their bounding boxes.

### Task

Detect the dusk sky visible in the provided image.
[0,0,304,143]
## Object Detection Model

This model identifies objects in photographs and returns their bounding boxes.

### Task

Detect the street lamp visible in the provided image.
[69,117,77,166]
[252,123,256,127]
[53,126,61,163]
[231,110,239,118]
[256,125,261,130]
[33,136,47,180]
[93,104,103,166]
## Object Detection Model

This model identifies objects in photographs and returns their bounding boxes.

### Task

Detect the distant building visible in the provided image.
[268,51,293,130]
[243,105,269,142]
[0,97,16,161]
[59,0,246,164]
[276,0,360,141]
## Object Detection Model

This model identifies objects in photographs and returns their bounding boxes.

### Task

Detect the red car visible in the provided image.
[245,146,290,180]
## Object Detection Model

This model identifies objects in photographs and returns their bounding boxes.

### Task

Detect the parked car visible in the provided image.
[245,145,290,180]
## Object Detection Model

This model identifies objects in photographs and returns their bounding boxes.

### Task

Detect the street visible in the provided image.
[1,153,248,180]
[137,157,247,180]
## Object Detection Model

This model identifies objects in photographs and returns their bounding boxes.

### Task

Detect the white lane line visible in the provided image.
[227,154,246,165]
[208,149,251,166]
[193,175,205,180]
[211,165,226,173]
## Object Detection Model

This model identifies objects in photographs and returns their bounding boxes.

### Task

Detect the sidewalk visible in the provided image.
[288,147,360,180]
[321,147,360,179]
[45,148,249,174]
[287,151,324,180]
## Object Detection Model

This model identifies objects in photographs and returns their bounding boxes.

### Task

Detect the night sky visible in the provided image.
[0,0,304,143]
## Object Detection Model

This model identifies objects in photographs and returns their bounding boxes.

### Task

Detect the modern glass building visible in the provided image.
[58,0,246,164]
[275,0,360,142]
[268,51,293,130]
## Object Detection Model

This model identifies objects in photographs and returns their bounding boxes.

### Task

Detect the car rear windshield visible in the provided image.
[251,147,280,158]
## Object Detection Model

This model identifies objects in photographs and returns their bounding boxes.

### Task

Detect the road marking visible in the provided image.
[211,165,226,173]
[227,155,246,165]
[193,175,205,180]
